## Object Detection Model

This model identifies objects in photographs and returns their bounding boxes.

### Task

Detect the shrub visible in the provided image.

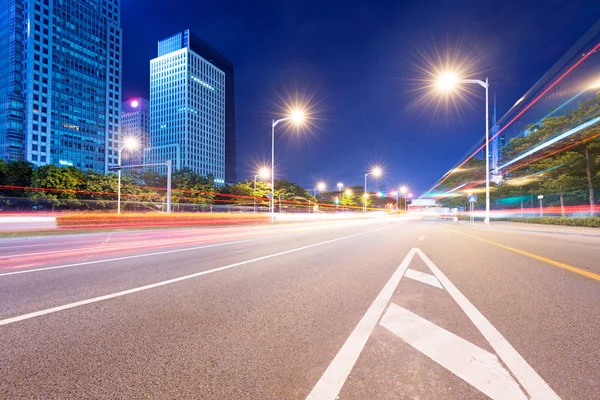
[506,217,600,228]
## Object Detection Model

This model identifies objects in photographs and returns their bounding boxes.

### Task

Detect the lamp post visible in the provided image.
[271,109,305,223]
[392,191,398,210]
[117,137,139,214]
[254,167,270,214]
[314,181,326,197]
[400,185,408,213]
[363,167,382,214]
[437,72,490,224]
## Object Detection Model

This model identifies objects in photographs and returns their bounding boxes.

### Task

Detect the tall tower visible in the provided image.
[0,0,122,172]
[148,30,229,185]
[491,93,500,174]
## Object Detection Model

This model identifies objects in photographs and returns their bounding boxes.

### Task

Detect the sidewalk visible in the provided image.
[463,220,600,238]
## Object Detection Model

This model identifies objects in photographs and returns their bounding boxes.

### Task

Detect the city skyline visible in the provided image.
[119,1,599,194]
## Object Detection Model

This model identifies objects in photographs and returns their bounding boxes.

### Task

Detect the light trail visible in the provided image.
[421,42,600,198]
[498,115,600,170]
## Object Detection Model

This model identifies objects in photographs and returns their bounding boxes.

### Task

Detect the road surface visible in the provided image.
[1,218,599,399]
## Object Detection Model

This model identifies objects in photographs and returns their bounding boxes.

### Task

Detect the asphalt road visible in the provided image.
[1,217,599,399]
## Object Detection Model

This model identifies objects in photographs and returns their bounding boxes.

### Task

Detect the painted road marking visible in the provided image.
[308,248,558,400]
[416,249,560,400]
[0,228,385,327]
[404,268,442,288]
[418,235,425,241]
[380,303,527,400]
[306,249,417,400]
[448,228,600,282]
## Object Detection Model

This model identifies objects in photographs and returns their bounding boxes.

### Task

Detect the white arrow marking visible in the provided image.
[381,303,527,400]
[404,268,443,288]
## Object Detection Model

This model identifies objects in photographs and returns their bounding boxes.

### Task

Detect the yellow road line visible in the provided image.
[446,228,600,282]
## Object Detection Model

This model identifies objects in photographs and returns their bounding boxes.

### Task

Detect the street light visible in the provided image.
[271,109,306,223]
[436,72,490,224]
[400,185,408,213]
[314,181,326,197]
[117,137,139,214]
[337,182,343,192]
[364,167,382,214]
[254,167,270,214]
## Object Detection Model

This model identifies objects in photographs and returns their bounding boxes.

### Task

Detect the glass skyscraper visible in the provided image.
[121,97,149,166]
[148,29,232,185]
[0,0,122,172]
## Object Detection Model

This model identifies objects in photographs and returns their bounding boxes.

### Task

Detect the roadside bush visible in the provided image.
[507,217,600,228]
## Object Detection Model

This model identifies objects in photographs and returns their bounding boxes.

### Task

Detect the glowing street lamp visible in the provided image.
[436,72,490,224]
[254,167,270,214]
[271,108,306,222]
[337,182,343,192]
[117,137,139,214]
[364,167,382,214]
[314,181,326,196]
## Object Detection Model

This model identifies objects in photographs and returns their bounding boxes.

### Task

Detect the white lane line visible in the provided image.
[404,268,443,289]
[380,303,527,400]
[0,229,384,327]
[306,249,417,400]
[0,237,271,277]
[0,229,323,277]
[419,235,425,241]
[415,249,560,400]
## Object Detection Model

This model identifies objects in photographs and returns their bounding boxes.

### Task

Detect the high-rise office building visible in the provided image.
[121,97,149,166]
[147,29,234,185]
[0,0,122,172]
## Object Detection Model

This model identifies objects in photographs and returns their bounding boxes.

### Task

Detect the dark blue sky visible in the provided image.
[121,0,599,194]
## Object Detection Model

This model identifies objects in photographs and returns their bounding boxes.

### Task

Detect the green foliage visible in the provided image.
[171,168,215,206]
[29,165,84,208]
[507,217,600,228]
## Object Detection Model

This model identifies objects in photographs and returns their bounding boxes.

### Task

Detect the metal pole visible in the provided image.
[279,194,282,213]
[253,176,257,214]
[271,121,275,223]
[117,149,122,214]
[364,173,368,214]
[485,78,490,224]
[166,160,171,213]
[540,199,543,217]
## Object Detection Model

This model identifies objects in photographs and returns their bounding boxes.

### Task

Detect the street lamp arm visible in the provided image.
[459,78,488,88]
[272,117,291,128]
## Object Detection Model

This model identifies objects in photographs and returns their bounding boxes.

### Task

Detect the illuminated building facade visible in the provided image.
[121,97,149,166]
[148,29,229,185]
[0,0,122,172]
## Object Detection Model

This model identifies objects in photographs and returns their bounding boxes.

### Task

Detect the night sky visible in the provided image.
[121,0,599,194]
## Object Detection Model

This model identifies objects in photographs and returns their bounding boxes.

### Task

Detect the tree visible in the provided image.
[171,168,215,209]
[29,165,84,210]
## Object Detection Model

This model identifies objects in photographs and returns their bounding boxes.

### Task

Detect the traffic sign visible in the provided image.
[468,195,477,203]
[266,192,273,199]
